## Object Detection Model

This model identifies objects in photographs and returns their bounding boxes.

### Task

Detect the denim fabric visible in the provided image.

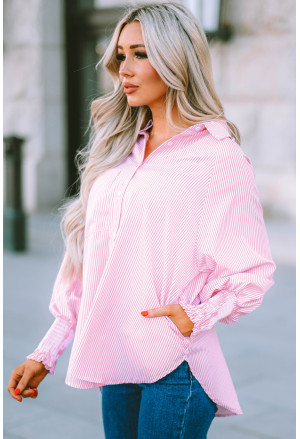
[101,360,217,439]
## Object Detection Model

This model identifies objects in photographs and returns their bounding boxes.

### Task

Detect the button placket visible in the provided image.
[112,169,136,240]
[111,172,124,238]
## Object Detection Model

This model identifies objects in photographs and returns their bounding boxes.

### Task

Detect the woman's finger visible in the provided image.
[8,372,22,402]
[15,368,35,395]
[21,388,38,399]
[140,304,179,318]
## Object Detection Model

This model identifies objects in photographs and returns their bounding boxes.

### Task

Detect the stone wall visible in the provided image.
[4,0,67,213]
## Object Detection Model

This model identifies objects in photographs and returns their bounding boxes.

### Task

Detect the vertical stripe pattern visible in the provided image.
[27,119,276,417]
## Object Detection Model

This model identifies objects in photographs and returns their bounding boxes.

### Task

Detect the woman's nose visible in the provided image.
[119,59,134,78]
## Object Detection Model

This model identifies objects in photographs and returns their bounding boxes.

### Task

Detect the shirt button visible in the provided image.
[195,126,201,131]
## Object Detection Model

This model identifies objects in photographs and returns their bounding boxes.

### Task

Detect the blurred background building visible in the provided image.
[3,0,295,219]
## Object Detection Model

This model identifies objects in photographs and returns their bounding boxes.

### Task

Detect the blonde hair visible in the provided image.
[61,1,240,280]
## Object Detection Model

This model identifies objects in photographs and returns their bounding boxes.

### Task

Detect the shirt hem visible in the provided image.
[64,355,243,417]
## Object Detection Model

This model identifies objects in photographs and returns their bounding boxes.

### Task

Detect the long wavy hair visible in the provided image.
[60,1,240,281]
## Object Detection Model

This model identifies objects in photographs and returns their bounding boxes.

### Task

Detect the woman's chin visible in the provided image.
[126,98,146,107]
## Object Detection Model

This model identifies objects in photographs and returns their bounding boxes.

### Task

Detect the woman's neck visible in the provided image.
[149,104,191,141]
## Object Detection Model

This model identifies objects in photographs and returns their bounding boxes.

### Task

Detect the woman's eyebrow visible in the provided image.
[117,44,146,49]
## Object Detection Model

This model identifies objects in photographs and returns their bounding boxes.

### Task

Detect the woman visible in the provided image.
[8,2,276,438]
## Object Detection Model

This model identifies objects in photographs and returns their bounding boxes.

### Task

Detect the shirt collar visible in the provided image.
[202,119,231,140]
[138,118,230,140]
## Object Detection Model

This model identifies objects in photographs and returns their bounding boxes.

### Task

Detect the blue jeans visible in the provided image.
[101,360,217,438]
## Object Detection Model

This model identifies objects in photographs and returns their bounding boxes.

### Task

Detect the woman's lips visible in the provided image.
[124,85,139,94]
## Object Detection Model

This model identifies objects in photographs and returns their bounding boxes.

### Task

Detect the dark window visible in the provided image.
[65,1,126,194]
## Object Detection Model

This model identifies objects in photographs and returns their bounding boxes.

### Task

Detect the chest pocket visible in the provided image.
[86,168,122,234]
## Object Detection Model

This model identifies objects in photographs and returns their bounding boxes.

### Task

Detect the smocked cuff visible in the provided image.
[26,350,57,375]
[26,318,75,375]
[179,291,237,337]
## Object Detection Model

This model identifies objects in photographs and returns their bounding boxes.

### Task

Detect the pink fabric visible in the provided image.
[27,119,276,417]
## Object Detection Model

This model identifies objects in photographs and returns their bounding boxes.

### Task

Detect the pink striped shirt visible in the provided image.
[27,119,276,417]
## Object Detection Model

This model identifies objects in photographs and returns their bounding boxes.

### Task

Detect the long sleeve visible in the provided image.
[26,252,82,374]
[180,138,276,337]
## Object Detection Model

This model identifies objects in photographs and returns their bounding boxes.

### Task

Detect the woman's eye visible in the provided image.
[135,52,148,59]
[116,52,148,61]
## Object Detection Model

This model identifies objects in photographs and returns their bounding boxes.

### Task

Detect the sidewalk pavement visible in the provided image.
[4,213,295,439]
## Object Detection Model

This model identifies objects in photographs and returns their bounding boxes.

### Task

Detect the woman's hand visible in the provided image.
[8,359,50,402]
[141,304,194,337]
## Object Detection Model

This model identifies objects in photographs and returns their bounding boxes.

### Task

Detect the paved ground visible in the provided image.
[4,213,295,439]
